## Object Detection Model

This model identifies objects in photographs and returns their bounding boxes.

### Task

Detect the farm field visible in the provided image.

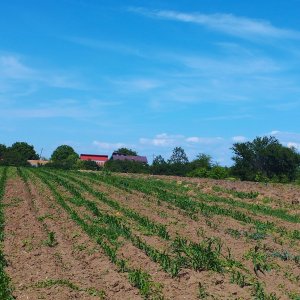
[0,167,300,299]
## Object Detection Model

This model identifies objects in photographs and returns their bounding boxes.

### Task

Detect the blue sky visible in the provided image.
[1,0,300,164]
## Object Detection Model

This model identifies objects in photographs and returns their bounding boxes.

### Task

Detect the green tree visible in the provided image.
[115,147,138,156]
[0,142,38,166]
[151,155,169,175]
[232,136,300,181]
[168,147,189,164]
[0,144,7,159]
[50,145,79,169]
[10,142,39,160]
[190,153,212,170]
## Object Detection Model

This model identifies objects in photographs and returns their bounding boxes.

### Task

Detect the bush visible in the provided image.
[187,167,208,178]
[105,160,150,174]
[207,166,229,179]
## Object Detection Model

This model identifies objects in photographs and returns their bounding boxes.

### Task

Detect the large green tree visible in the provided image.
[115,147,138,156]
[231,136,300,181]
[50,145,79,169]
[0,142,37,166]
[10,142,39,160]
[168,147,189,164]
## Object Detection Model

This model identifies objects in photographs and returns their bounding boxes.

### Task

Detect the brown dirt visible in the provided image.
[2,169,300,299]
[3,176,141,300]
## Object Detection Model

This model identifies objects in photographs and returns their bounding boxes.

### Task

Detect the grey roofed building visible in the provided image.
[111,153,148,163]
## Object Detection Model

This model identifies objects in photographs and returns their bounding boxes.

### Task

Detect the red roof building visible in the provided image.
[80,154,108,166]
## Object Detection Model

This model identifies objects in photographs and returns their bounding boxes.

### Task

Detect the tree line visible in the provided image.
[0,136,300,183]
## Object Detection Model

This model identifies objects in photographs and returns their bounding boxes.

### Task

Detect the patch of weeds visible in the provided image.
[197,283,208,299]
[196,228,205,238]
[288,291,300,300]
[73,243,87,252]
[22,237,34,251]
[71,231,81,239]
[44,232,58,247]
[271,250,293,261]
[53,252,69,270]
[247,231,267,241]
[262,197,272,204]
[245,246,272,276]
[251,281,279,300]
[5,197,23,207]
[230,270,250,288]
[157,211,168,218]
[33,279,106,299]
[225,228,241,239]
[205,219,218,230]
[38,214,54,222]
[284,271,300,284]
[128,269,164,299]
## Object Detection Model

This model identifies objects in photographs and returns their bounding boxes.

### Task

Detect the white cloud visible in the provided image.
[267,131,300,151]
[131,8,299,40]
[186,136,223,144]
[232,136,247,142]
[139,133,182,146]
[93,141,126,150]
[287,142,300,150]
[140,133,223,147]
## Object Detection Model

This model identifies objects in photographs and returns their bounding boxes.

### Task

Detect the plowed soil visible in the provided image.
[1,168,300,299]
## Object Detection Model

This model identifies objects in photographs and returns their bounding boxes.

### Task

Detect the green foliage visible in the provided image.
[187,167,208,178]
[114,147,137,156]
[190,153,212,170]
[49,145,79,169]
[151,155,169,175]
[44,231,58,247]
[232,136,300,181]
[34,279,106,299]
[207,166,229,179]
[105,159,150,174]
[0,142,38,166]
[76,160,100,171]
[168,147,189,164]
[0,144,7,159]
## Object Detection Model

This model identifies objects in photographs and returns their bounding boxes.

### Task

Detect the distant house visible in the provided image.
[111,152,148,164]
[28,160,49,167]
[80,154,108,166]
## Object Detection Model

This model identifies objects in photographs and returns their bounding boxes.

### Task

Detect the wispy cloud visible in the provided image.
[130,7,300,40]
[64,36,145,57]
[0,54,88,91]
[111,78,162,92]
[232,136,247,142]
[139,133,223,147]
[268,130,300,151]
[93,141,127,150]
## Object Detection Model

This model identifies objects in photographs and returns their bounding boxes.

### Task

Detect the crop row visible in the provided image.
[0,167,14,300]
[28,168,165,299]
[53,170,286,299]
[74,171,300,242]
[34,169,230,277]
[51,170,169,240]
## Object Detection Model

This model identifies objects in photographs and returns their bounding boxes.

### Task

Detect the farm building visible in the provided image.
[111,152,148,164]
[80,154,108,166]
[27,160,49,167]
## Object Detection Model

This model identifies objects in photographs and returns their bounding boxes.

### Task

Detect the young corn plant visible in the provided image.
[31,169,163,299]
